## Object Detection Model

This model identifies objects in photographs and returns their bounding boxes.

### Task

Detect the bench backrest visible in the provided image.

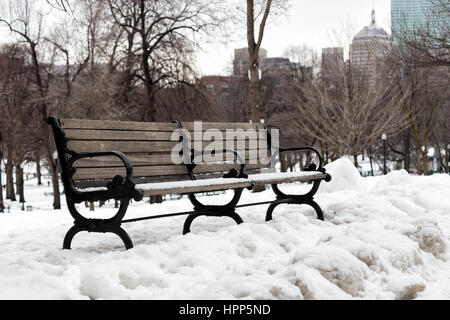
[58,118,272,186]
[180,121,271,176]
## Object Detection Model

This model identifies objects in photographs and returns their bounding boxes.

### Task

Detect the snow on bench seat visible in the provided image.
[138,171,327,196]
[76,171,327,195]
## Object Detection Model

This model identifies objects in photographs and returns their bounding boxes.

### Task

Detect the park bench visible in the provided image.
[47,116,331,250]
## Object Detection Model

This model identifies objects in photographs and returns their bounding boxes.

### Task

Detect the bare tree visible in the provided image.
[107,0,223,121]
[244,0,289,122]
[395,63,448,174]
[295,57,410,168]
[283,44,319,68]
[0,0,62,208]
[46,0,71,12]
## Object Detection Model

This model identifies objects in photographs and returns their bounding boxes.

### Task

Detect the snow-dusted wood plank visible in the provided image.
[138,171,327,196]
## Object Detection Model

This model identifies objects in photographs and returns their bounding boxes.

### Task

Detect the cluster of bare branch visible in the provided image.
[0,0,229,208]
[392,0,449,67]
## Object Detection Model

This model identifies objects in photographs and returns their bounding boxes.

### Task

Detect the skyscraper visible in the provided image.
[391,0,432,40]
[321,47,344,73]
[350,10,391,85]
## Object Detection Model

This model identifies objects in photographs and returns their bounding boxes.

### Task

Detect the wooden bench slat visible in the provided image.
[65,129,267,143]
[73,163,270,180]
[61,119,265,132]
[73,165,187,180]
[74,153,272,168]
[182,122,265,131]
[67,140,178,153]
[193,163,269,174]
[65,129,177,141]
[67,140,267,154]
[60,119,179,132]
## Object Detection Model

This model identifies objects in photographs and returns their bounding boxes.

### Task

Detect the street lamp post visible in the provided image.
[381,133,387,174]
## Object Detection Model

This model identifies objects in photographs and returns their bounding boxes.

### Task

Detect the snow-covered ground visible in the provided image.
[0,158,449,299]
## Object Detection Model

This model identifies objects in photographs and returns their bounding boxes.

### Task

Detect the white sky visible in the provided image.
[196,0,392,76]
[0,0,392,77]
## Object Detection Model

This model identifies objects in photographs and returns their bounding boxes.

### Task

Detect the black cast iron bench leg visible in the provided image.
[266,179,325,222]
[182,189,244,235]
[265,197,324,222]
[63,224,133,250]
[63,198,133,250]
[183,211,243,235]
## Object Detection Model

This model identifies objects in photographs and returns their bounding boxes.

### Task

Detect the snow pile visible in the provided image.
[320,158,364,192]
[0,158,449,299]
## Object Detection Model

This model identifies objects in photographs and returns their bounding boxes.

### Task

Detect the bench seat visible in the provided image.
[140,171,328,195]
[80,171,328,196]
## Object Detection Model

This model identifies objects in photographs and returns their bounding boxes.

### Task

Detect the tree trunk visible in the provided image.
[149,194,163,204]
[446,149,450,174]
[404,130,410,172]
[353,154,359,168]
[446,147,450,174]
[246,0,271,123]
[422,150,429,175]
[6,160,15,201]
[299,154,304,170]
[249,64,263,122]
[36,155,42,185]
[139,0,156,122]
[15,165,25,204]
[305,152,311,168]
[50,166,61,209]
[280,154,287,172]
[15,165,20,195]
[369,156,374,176]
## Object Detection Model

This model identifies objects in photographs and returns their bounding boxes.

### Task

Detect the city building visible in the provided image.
[320,47,344,87]
[350,10,391,85]
[321,47,344,73]
[199,75,233,97]
[260,57,291,77]
[391,0,431,41]
[260,57,312,82]
[233,47,267,77]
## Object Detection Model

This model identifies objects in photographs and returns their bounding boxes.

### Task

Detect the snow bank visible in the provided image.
[320,158,364,192]
[0,158,449,299]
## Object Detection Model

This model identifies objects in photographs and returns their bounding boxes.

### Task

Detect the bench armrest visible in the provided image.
[278,146,324,171]
[272,146,331,183]
[68,151,133,182]
[191,148,248,179]
[68,151,143,202]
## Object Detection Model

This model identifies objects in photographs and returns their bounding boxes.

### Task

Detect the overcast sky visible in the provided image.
[196,0,392,76]
[0,0,392,77]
